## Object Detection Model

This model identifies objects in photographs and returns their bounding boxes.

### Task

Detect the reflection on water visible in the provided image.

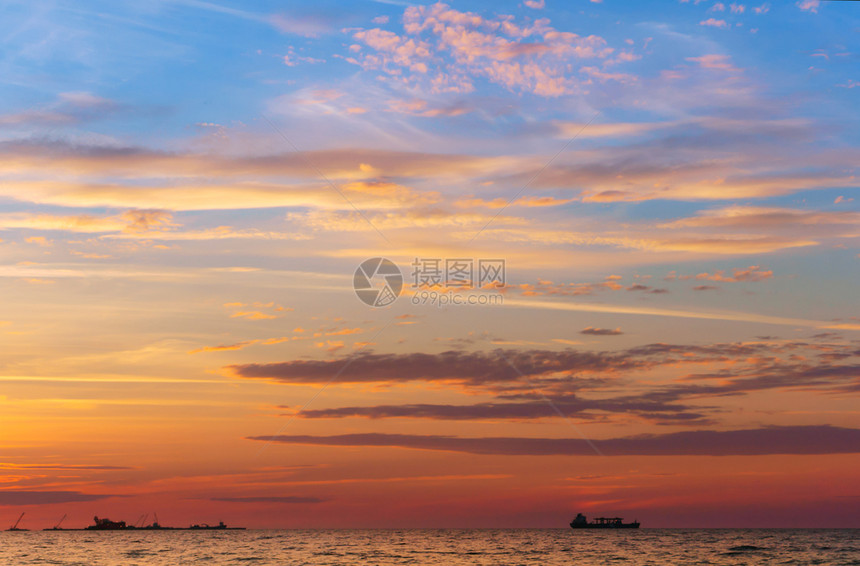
[0,528,858,565]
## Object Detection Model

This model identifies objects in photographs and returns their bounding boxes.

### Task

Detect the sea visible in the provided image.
[0,529,857,565]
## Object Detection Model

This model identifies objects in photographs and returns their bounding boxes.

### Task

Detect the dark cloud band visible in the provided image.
[248,425,860,457]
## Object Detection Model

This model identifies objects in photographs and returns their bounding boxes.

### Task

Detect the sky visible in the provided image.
[0,0,858,529]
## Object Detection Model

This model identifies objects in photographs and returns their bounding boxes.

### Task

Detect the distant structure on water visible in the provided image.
[86,516,245,530]
[6,512,28,532]
[570,513,640,529]
[189,521,232,530]
[88,516,128,530]
[43,514,67,531]
[3,514,247,531]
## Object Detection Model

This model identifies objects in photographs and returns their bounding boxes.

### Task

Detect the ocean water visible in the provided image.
[0,529,857,565]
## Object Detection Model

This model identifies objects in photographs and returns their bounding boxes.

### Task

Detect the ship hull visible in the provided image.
[570,523,640,529]
[44,527,246,531]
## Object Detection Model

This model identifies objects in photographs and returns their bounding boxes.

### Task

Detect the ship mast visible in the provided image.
[9,512,25,530]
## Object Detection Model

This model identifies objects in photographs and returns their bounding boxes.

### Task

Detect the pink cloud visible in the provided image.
[797,0,820,13]
[347,2,619,96]
[686,54,741,71]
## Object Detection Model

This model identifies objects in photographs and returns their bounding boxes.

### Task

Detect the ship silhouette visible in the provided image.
[22,514,248,531]
[6,512,28,532]
[86,515,244,530]
[43,514,67,531]
[570,513,640,529]
[88,516,128,530]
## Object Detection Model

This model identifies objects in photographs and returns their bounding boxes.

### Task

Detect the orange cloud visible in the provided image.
[189,337,290,354]
[694,266,773,283]
[231,312,278,320]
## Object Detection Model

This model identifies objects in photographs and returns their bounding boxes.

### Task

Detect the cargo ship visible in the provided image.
[570,513,640,529]
[189,521,238,530]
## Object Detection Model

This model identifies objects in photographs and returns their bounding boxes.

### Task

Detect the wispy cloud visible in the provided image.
[249,426,860,456]
[0,490,114,505]
[211,496,326,503]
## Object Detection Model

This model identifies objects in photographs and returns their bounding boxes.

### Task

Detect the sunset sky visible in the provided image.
[0,0,858,529]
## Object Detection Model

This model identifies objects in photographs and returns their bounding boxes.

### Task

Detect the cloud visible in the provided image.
[282,49,325,67]
[25,236,52,247]
[505,298,860,330]
[387,98,474,117]
[0,92,117,129]
[230,338,860,408]
[2,139,468,179]
[0,463,132,470]
[0,213,135,233]
[580,327,623,336]
[188,337,288,354]
[222,301,291,322]
[0,179,434,213]
[553,120,673,138]
[211,496,326,504]
[352,28,432,75]
[227,348,646,386]
[580,66,637,84]
[289,208,525,232]
[686,54,740,71]
[295,397,709,424]
[257,337,860,428]
[230,311,278,320]
[470,227,819,255]
[248,425,860,456]
[662,206,860,230]
[692,266,773,283]
[348,2,616,96]
[0,140,502,211]
[444,204,849,261]
[268,12,339,37]
[119,210,175,232]
[797,0,819,13]
[699,18,729,28]
[502,278,653,298]
[524,0,545,8]
[1,130,855,221]
[515,196,576,207]
[0,490,114,506]
[105,227,311,242]
[523,122,857,204]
